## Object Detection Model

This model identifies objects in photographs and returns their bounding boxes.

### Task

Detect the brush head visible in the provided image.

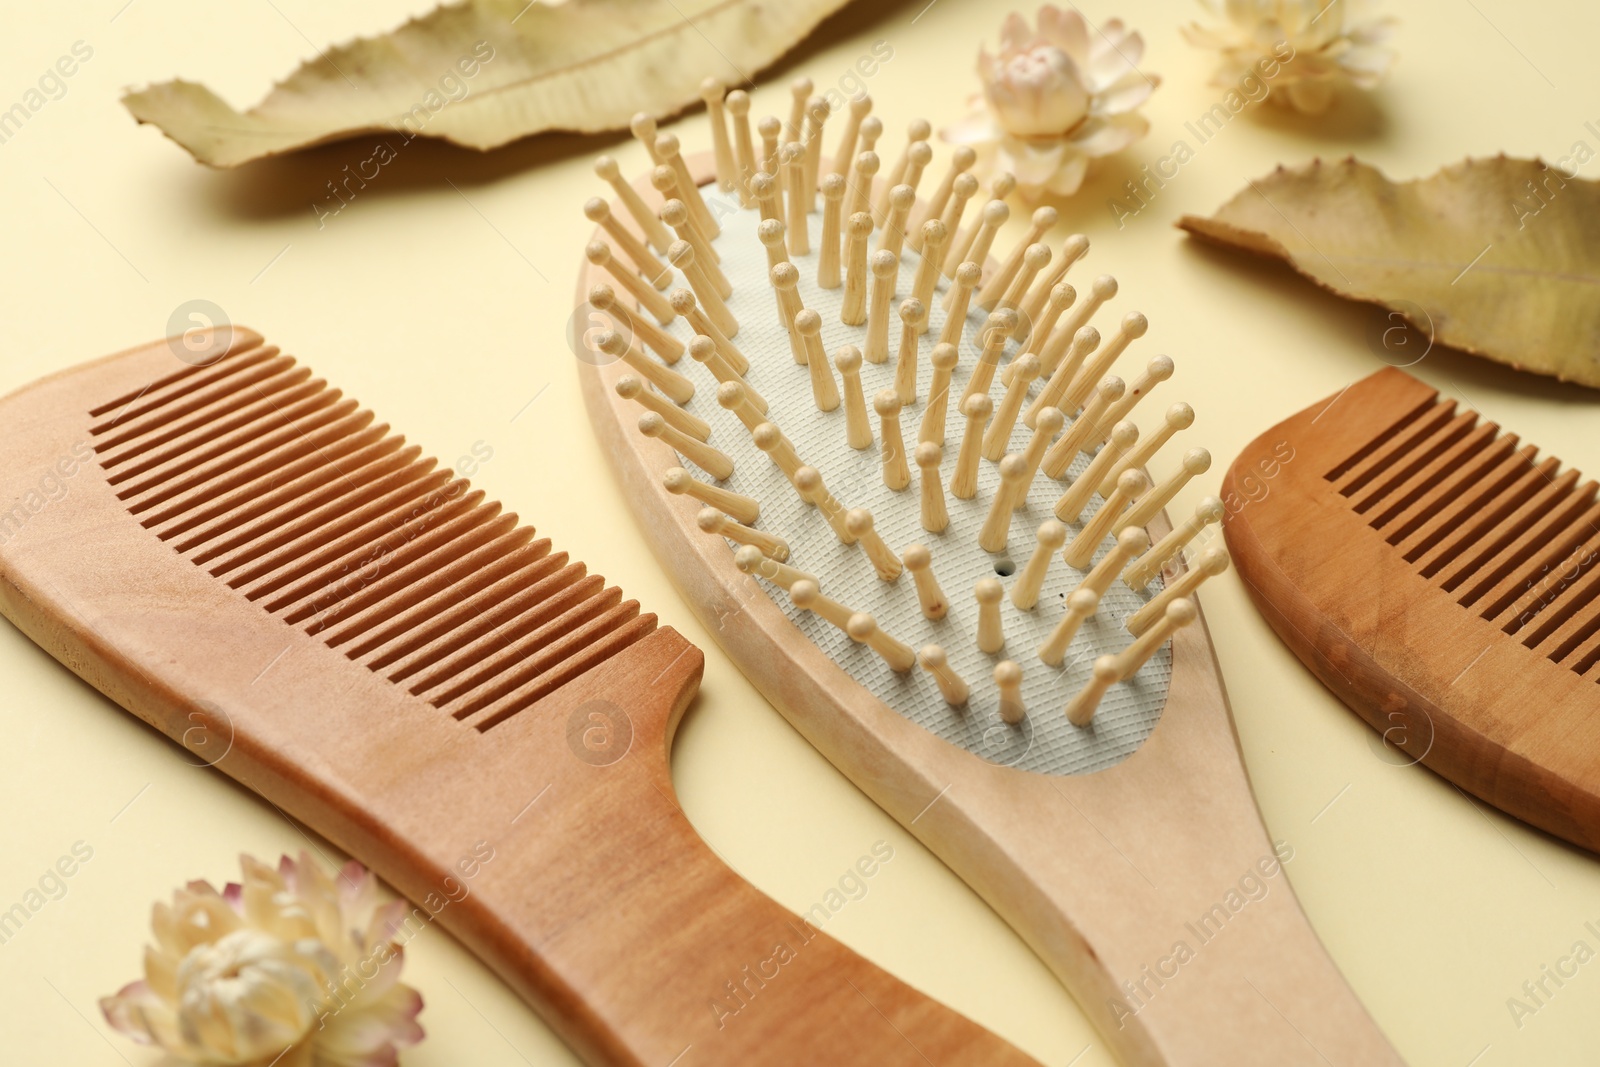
[595,199,1171,771]
[580,156,1208,776]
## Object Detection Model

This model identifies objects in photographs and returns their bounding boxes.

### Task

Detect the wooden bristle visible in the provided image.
[847,613,916,672]
[894,298,925,403]
[594,155,673,255]
[736,544,816,591]
[660,199,729,296]
[879,184,916,260]
[1104,402,1194,497]
[920,645,970,705]
[845,508,903,581]
[909,145,975,252]
[936,172,980,278]
[638,412,733,481]
[1111,598,1196,680]
[857,115,883,156]
[847,152,879,225]
[585,241,677,327]
[875,389,911,491]
[1019,234,1089,327]
[752,169,782,223]
[903,544,948,619]
[781,142,809,254]
[757,117,782,182]
[690,335,766,412]
[665,466,758,524]
[701,78,737,193]
[841,212,874,326]
[834,345,873,450]
[787,76,813,141]
[945,200,1008,297]
[670,288,746,376]
[978,206,1057,309]
[614,376,710,441]
[656,132,719,239]
[920,342,960,446]
[994,660,1025,723]
[975,577,1005,653]
[818,174,846,290]
[1125,495,1223,590]
[831,95,873,180]
[795,309,840,412]
[1128,547,1229,637]
[1061,312,1148,416]
[1065,655,1119,727]
[803,96,829,206]
[590,284,683,365]
[725,89,756,205]
[1011,520,1066,611]
[769,262,807,365]
[1055,420,1138,524]
[1043,376,1123,476]
[789,578,856,630]
[1124,448,1212,529]
[951,394,991,501]
[940,262,983,346]
[1038,589,1099,668]
[794,465,855,544]
[629,112,661,165]
[1064,469,1149,569]
[979,455,1027,553]
[865,251,899,363]
[698,507,789,562]
[878,121,931,219]
[584,198,671,290]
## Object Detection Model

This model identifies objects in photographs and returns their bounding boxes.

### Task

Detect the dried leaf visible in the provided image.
[1179,157,1600,389]
[122,0,854,168]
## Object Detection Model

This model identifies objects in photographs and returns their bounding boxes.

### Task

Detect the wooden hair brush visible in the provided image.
[1225,366,1600,853]
[0,330,1041,1066]
[576,82,1403,1065]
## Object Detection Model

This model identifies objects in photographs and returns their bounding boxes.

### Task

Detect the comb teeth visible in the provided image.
[90,346,656,729]
[1327,396,1600,677]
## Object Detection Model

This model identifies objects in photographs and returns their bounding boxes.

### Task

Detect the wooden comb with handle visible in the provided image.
[0,330,1041,1067]
[577,103,1404,1064]
[1225,367,1600,852]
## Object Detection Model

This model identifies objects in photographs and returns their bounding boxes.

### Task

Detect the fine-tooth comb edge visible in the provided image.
[70,338,661,733]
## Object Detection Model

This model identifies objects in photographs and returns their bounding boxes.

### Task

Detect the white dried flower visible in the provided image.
[100,853,423,1067]
[1182,0,1397,114]
[941,5,1158,201]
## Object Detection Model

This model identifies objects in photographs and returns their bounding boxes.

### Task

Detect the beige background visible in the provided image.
[3,0,1599,1063]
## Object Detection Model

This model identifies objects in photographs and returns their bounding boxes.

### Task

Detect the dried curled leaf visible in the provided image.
[1180,157,1600,389]
[122,0,854,168]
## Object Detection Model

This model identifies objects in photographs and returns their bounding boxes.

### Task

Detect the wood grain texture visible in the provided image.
[1224,367,1600,853]
[0,332,1038,1067]
[579,156,1402,1066]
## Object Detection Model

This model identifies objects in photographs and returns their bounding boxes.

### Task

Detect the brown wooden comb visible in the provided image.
[1224,367,1600,852]
[0,330,1041,1067]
